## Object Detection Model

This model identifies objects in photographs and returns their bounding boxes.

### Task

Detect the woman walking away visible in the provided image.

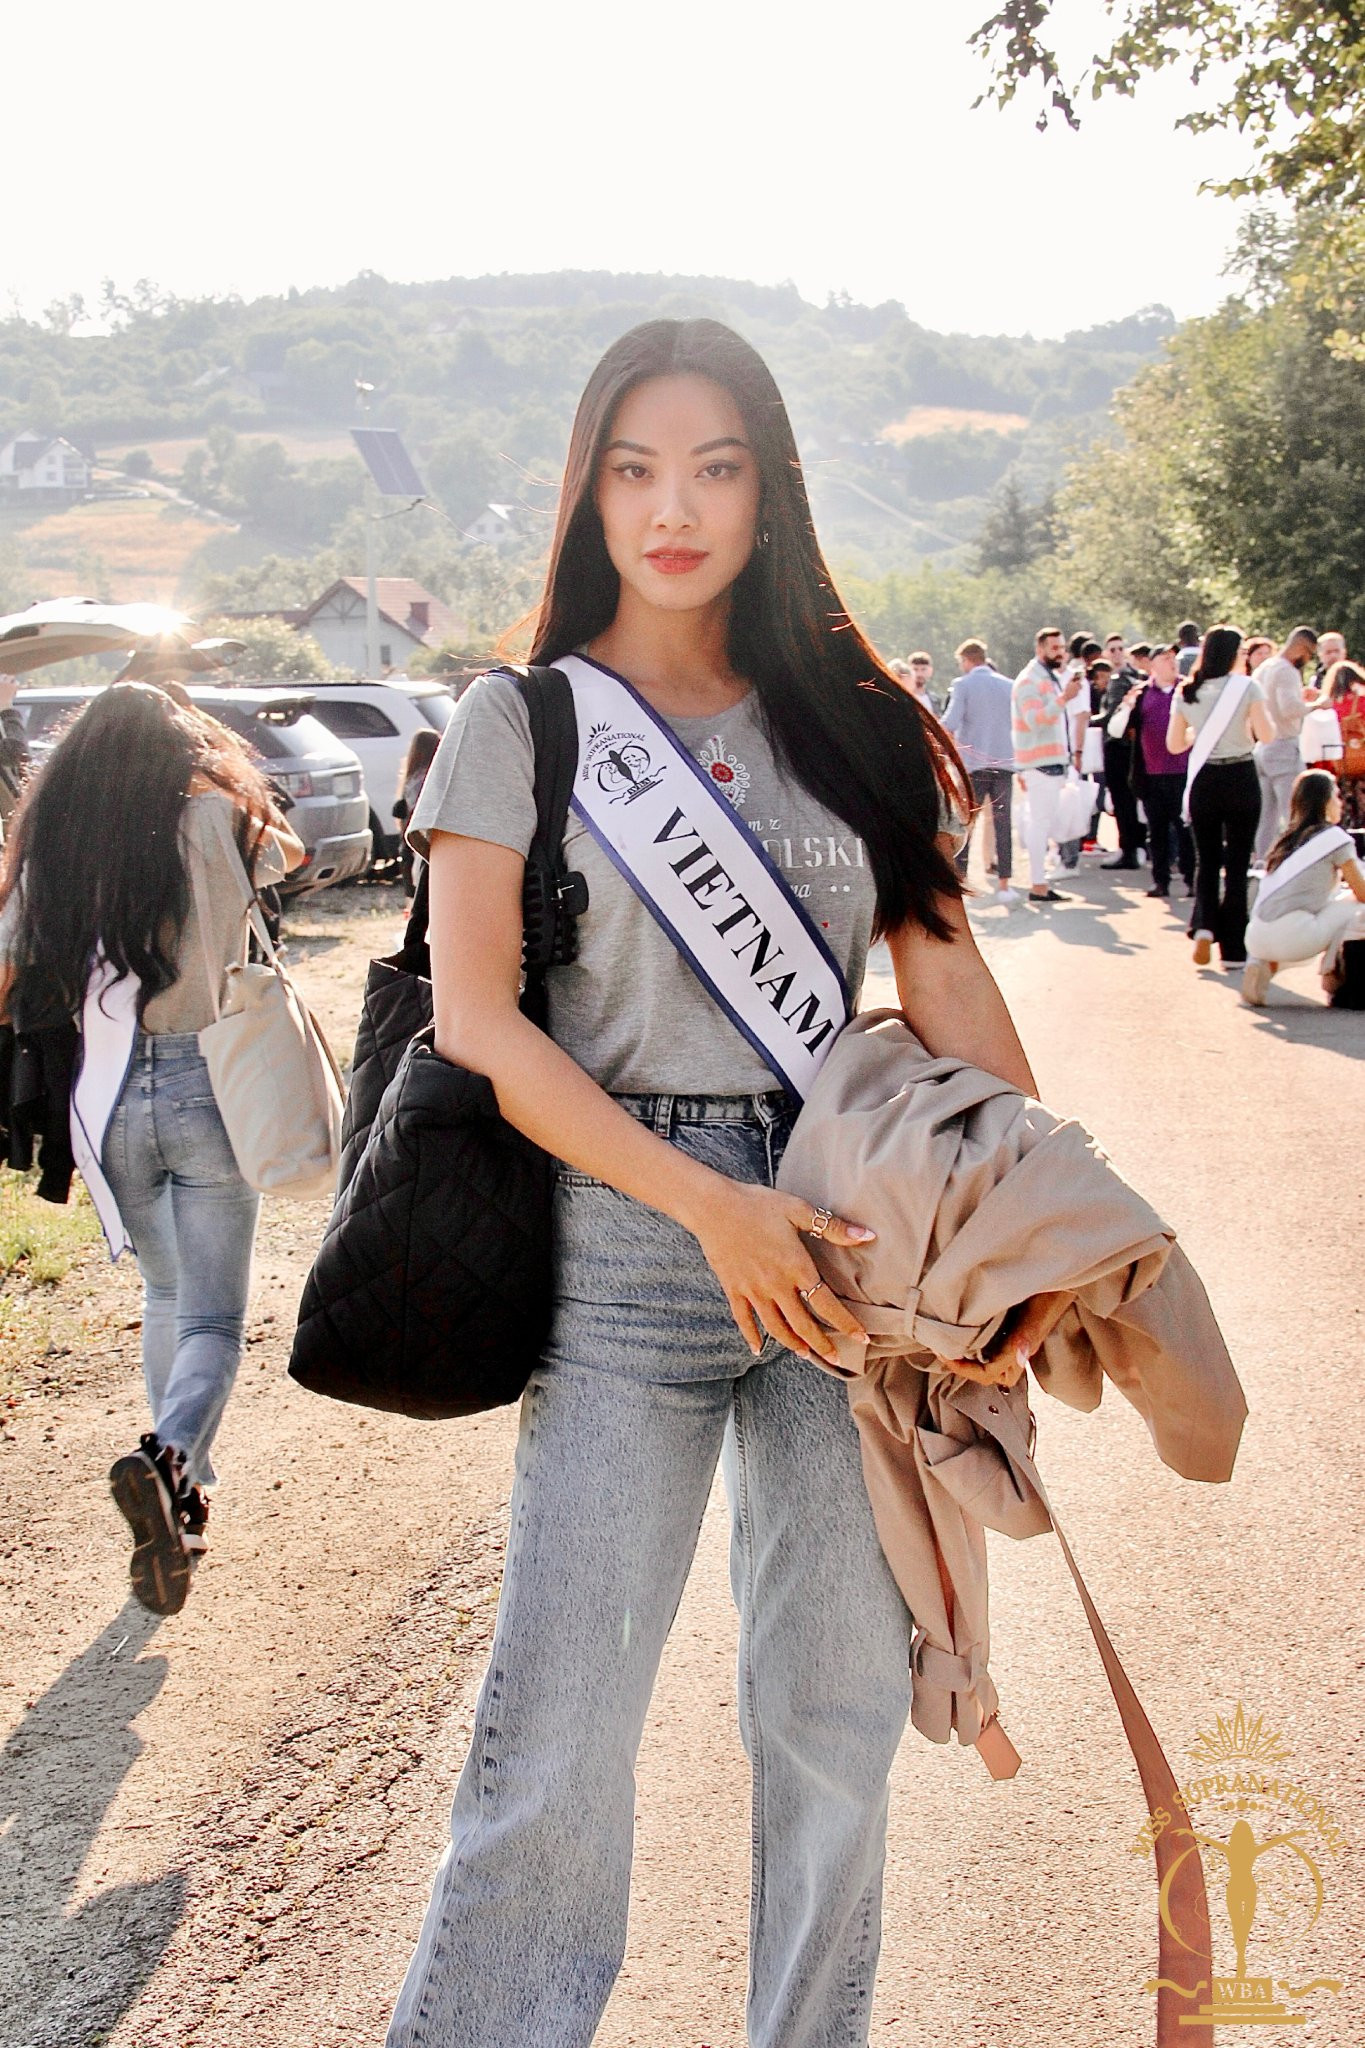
[1242,771,1365,1004]
[1166,625,1276,967]
[387,319,1059,2048]
[0,685,304,1614]
[392,725,441,895]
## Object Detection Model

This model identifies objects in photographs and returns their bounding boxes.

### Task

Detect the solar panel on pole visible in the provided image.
[351,429,426,498]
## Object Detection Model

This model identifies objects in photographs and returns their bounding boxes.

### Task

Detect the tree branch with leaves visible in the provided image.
[971,2,1365,349]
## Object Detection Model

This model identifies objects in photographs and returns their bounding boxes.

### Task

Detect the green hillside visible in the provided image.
[0,272,1172,611]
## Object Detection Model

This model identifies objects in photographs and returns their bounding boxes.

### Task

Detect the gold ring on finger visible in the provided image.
[807,1206,833,1240]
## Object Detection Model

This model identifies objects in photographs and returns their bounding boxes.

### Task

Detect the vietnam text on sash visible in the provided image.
[557,654,851,1103]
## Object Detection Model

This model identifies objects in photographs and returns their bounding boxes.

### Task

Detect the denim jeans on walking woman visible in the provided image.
[101,1031,260,1486]
[387,1092,914,2048]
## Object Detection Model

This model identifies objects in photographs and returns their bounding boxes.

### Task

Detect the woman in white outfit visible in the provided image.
[1243,770,1365,1004]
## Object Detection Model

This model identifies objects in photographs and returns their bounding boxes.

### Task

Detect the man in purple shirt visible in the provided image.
[1110,643,1194,897]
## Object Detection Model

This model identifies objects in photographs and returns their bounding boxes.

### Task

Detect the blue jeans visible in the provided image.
[388,1093,914,2048]
[101,1031,260,1486]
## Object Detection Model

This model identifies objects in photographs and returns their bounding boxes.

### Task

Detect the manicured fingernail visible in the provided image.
[1015,1344,1031,1368]
[850,1226,877,1242]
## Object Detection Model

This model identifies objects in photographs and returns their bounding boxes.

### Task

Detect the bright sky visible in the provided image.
[7,0,1254,338]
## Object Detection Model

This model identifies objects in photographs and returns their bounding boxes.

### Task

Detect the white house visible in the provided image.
[289,577,464,674]
[0,433,92,498]
[463,502,519,548]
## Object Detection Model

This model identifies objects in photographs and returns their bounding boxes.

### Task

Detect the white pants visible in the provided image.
[1245,897,1365,964]
[1253,738,1302,862]
[1022,769,1063,888]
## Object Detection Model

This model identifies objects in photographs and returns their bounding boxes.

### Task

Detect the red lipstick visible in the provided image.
[645,548,708,575]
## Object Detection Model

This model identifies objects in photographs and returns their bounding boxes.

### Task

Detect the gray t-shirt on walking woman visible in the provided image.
[409,671,885,1097]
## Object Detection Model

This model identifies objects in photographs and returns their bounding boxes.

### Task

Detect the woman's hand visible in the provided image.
[951,1289,1074,1389]
[691,1180,874,1366]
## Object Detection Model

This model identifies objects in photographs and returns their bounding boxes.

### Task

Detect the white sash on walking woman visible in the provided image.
[71,956,139,1257]
[1181,673,1253,823]
[1252,825,1352,913]
[556,654,851,1103]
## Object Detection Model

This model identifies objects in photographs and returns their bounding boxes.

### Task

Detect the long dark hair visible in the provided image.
[1182,625,1243,703]
[527,319,971,939]
[396,724,440,798]
[0,684,277,1022]
[1327,659,1365,705]
[1266,769,1339,872]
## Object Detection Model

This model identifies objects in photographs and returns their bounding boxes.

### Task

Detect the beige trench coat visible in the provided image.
[776,1011,1247,1758]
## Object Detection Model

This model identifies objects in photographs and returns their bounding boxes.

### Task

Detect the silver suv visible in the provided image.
[15,684,372,895]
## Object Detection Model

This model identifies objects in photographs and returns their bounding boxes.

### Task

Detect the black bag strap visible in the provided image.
[398,665,585,1023]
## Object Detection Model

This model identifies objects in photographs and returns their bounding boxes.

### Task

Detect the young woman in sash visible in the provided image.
[1166,626,1276,968]
[1242,769,1365,1004]
[0,686,304,1613]
[390,319,1055,2048]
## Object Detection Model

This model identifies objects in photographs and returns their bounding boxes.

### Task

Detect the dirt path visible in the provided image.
[2,868,1361,2047]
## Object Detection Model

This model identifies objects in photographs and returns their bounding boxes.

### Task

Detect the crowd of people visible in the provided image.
[917,617,1365,1006]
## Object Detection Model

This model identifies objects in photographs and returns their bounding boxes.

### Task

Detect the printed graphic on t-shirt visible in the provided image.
[692,728,866,925]
[697,732,752,806]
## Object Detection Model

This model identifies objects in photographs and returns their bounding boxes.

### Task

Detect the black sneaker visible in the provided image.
[109,1434,192,1616]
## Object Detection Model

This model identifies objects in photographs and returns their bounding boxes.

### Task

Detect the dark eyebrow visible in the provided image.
[602,436,750,456]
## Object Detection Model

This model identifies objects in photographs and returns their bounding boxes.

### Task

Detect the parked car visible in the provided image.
[14,684,372,895]
[276,677,454,859]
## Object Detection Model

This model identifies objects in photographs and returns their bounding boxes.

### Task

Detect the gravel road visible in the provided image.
[1,864,1360,2048]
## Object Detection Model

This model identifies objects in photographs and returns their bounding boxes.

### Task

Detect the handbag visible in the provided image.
[1054,769,1099,844]
[189,799,344,1200]
[1338,698,1365,780]
[288,664,587,1419]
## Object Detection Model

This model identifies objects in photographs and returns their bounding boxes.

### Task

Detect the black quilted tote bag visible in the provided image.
[289,665,586,1418]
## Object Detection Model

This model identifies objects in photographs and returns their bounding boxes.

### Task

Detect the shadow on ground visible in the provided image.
[0,1602,187,2048]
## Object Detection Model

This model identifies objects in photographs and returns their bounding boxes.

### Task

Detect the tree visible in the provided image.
[971,2,1365,348]
[1051,286,1365,645]
[197,551,341,614]
[974,470,1057,574]
[202,615,335,681]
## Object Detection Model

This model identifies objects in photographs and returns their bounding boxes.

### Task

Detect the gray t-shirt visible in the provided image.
[1254,655,1308,741]
[1176,675,1264,762]
[1253,833,1354,923]
[409,670,884,1095]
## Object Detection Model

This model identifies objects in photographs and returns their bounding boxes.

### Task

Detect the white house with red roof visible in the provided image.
[291,577,465,674]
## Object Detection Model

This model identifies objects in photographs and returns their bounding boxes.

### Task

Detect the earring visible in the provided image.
[756,525,770,552]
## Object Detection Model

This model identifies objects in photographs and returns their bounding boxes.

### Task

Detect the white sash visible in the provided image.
[71,957,138,1257]
[1253,826,1352,913]
[556,654,851,1102]
[1182,674,1253,822]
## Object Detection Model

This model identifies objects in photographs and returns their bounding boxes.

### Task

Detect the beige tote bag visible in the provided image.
[189,801,343,1201]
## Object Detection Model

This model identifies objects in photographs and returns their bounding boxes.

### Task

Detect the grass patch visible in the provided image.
[0,1171,104,1397]
[10,497,221,604]
[0,1168,100,1285]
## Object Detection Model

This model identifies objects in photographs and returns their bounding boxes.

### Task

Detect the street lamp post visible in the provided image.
[356,379,380,678]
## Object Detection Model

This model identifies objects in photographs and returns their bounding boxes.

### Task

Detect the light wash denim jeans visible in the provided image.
[101,1030,260,1486]
[388,1092,914,2048]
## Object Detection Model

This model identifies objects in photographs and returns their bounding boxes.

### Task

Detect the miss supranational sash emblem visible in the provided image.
[557,654,851,1101]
